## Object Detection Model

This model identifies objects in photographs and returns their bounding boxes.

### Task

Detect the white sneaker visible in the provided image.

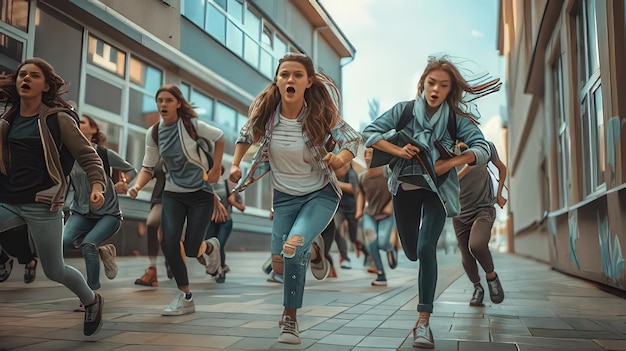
[267,270,284,284]
[277,315,300,344]
[98,244,118,279]
[412,321,435,349]
[203,237,221,276]
[162,293,195,316]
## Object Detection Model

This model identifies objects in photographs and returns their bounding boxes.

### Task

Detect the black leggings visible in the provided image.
[393,188,446,313]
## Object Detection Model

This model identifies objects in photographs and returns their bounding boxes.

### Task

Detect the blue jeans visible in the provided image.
[63,213,121,290]
[272,184,339,309]
[362,214,394,275]
[161,190,213,288]
[0,203,95,304]
[207,218,233,267]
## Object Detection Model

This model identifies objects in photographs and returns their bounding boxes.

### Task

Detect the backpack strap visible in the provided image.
[446,108,457,142]
[396,100,415,131]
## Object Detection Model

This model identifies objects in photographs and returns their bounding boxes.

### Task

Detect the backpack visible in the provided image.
[369,100,457,168]
[150,117,214,173]
[47,108,81,176]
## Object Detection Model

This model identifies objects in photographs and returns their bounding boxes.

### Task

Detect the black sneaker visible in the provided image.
[487,274,504,304]
[469,284,484,306]
[0,258,13,282]
[83,293,103,336]
[24,259,37,284]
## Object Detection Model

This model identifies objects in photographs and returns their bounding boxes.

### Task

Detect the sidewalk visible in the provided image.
[0,250,625,350]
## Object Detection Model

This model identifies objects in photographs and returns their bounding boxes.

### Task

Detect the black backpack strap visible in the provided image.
[95,145,110,177]
[396,100,415,131]
[446,108,457,142]
[151,121,159,145]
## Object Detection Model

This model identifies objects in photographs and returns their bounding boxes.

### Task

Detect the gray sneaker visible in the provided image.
[277,315,300,344]
[412,321,434,349]
[469,284,485,306]
[203,237,221,276]
[487,274,505,304]
[162,293,195,316]
[98,244,118,279]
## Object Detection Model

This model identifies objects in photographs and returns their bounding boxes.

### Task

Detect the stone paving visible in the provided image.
[0,249,625,350]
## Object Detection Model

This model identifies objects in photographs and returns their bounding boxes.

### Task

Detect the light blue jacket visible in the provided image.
[362,97,491,217]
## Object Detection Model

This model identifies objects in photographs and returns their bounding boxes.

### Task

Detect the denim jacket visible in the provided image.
[362,97,491,217]
[233,103,361,198]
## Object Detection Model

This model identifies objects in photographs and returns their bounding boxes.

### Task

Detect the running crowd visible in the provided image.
[0,54,506,349]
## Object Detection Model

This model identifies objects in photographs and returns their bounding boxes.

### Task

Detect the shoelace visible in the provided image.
[414,322,430,340]
[472,287,484,300]
[280,319,298,336]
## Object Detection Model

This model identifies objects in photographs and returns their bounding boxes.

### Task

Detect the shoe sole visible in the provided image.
[310,237,328,280]
[134,279,158,287]
[469,302,485,307]
[277,335,301,344]
[161,307,195,316]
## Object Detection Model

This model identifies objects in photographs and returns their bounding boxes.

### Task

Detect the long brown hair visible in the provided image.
[246,53,340,145]
[0,57,73,123]
[417,55,500,121]
[81,115,106,144]
[154,84,198,119]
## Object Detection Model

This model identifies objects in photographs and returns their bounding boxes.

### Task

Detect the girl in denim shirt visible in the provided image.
[229,53,360,345]
[362,55,498,349]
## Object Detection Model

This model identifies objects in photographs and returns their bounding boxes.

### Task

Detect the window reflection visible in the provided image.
[87,35,126,77]
[85,74,122,115]
[0,30,23,73]
[0,0,29,32]
[128,88,157,128]
[190,90,213,123]
[129,56,162,92]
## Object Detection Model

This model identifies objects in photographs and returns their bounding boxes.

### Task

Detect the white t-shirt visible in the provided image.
[268,115,326,195]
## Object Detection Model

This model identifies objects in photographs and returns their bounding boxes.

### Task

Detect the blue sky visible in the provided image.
[321,0,506,148]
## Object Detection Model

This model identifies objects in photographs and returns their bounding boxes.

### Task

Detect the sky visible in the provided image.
[321,0,507,160]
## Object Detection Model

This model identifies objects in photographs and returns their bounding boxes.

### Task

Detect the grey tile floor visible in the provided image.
[0,248,624,350]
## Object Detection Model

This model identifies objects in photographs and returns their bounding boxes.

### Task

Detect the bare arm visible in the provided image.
[492,155,508,208]
[128,167,155,199]
[229,142,252,183]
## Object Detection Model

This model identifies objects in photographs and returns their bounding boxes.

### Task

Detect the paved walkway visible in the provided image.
[0,249,625,351]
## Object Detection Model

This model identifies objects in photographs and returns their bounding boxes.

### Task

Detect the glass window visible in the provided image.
[129,56,163,93]
[0,31,23,73]
[85,74,122,115]
[260,49,273,77]
[182,0,205,28]
[594,87,604,185]
[585,0,599,75]
[87,35,126,78]
[180,83,191,100]
[89,116,122,152]
[126,128,148,174]
[128,88,157,128]
[190,89,214,123]
[553,56,570,208]
[206,3,226,44]
[273,35,288,58]
[236,112,247,130]
[227,0,243,22]
[226,22,243,56]
[214,0,226,10]
[0,0,29,32]
[215,101,236,132]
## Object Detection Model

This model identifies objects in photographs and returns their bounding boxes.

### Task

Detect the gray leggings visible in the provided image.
[0,203,95,304]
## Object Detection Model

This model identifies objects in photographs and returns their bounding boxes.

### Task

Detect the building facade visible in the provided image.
[0,0,355,252]
[498,0,626,290]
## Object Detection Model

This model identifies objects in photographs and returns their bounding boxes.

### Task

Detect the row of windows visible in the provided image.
[182,0,293,78]
[552,0,605,209]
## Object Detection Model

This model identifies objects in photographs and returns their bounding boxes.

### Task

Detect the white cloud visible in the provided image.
[471,29,485,38]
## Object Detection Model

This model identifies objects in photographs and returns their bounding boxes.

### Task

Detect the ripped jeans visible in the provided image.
[272,183,339,309]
